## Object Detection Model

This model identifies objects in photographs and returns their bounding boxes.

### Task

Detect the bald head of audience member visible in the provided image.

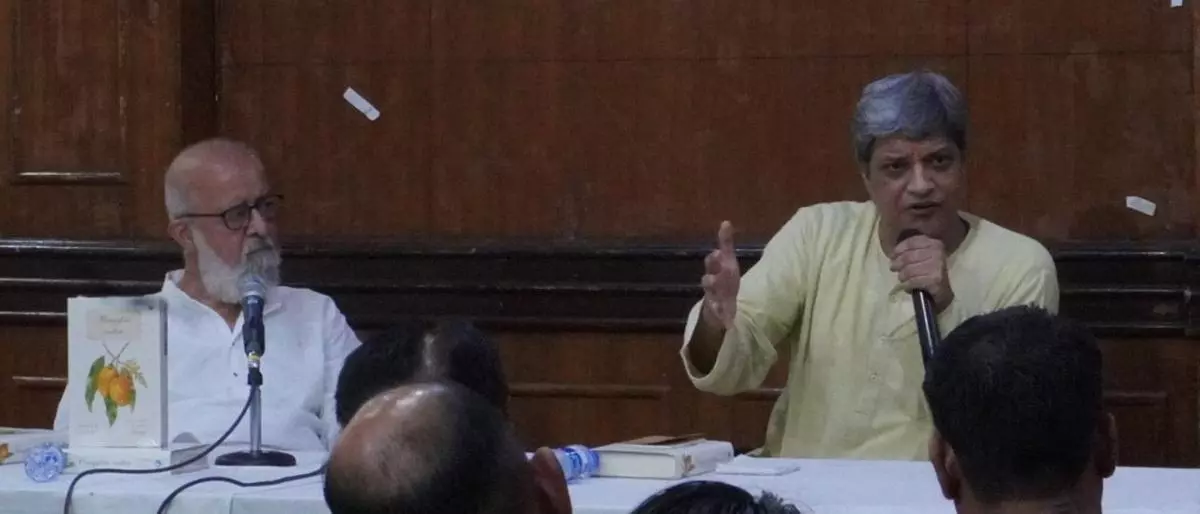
[164,138,283,318]
[324,382,571,514]
[631,481,803,514]
[334,319,509,427]
[924,306,1116,514]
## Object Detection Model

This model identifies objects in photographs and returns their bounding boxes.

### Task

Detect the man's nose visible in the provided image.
[907,164,934,195]
[245,208,269,237]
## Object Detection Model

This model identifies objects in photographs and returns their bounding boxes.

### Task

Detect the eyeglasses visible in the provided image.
[178,194,283,231]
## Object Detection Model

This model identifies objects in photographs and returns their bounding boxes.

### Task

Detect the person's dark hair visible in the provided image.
[438,320,510,412]
[631,481,802,514]
[334,318,509,426]
[923,305,1103,504]
[324,382,526,514]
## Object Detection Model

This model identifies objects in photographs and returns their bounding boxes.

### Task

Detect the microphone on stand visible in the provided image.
[897,229,940,367]
[240,273,266,360]
[215,271,296,468]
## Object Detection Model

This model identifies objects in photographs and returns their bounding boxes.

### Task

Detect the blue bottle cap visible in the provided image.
[24,442,66,482]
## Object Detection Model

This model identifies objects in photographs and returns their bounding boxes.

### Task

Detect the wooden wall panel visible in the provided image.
[431,61,573,238]
[502,333,677,448]
[220,63,434,237]
[0,325,67,431]
[967,55,1195,239]
[0,0,201,239]
[1099,339,1198,466]
[969,0,1190,54]
[432,0,966,60]
[216,0,433,239]
[213,0,1195,243]
[7,0,126,185]
[0,0,130,237]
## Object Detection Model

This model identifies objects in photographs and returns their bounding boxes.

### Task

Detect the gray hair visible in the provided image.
[851,70,967,168]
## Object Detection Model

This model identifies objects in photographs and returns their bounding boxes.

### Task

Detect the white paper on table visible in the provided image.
[714,455,801,476]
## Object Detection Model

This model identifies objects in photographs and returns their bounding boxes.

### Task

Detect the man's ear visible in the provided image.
[167,219,194,252]
[1095,412,1117,478]
[528,447,572,514]
[929,430,961,501]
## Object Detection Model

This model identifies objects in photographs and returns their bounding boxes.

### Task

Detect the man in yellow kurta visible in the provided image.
[682,71,1059,461]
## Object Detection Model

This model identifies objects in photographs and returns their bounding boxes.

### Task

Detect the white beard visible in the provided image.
[193,230,282,304]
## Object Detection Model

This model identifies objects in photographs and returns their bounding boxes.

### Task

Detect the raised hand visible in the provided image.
[700,221,741,331]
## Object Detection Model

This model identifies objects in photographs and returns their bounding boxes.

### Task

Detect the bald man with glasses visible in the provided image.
[54,138,360,451]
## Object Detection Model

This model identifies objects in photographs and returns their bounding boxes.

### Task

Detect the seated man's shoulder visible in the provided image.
[785,201,876,236]
[972,216,1055,272]
[272,285,340,315]
[793,201,874,223]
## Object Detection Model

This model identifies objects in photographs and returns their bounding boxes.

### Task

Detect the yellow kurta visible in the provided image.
[681,201,1058,460]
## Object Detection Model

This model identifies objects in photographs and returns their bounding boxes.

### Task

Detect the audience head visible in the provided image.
[852,70,967,243]
[631,481,803,514]
[324,382,570,514]
[334,318,509,426]
[164,138,282,304]
[924,305,1116,513]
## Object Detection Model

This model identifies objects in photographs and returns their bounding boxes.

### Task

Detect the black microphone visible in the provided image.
[238,272,267,359]
[897,229,940,366]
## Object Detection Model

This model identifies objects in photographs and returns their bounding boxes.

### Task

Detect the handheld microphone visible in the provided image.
[897,229,940,366]
[238,272,267,359]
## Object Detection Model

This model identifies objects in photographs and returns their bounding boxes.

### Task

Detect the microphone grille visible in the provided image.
[238,272,268,298]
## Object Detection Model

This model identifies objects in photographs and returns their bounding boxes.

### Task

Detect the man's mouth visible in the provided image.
[908,202,939,214]
[244,245,275,258]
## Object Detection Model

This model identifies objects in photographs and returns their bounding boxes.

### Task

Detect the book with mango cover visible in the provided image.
[66,295,167,449]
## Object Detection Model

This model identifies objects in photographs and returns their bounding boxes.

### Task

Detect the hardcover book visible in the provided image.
[66,296,168,449]
[594,434,735,479]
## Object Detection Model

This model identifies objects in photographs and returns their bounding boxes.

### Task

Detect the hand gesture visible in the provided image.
[701,221,740,330]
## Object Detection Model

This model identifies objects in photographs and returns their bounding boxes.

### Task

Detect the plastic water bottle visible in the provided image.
[553,444,600,482]
[24,442,66,482]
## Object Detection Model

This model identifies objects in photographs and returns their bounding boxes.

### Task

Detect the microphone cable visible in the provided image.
[155,462,326,514]
[62,393,253,514]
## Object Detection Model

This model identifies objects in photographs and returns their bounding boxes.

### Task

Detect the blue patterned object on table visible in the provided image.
[24,442,66,482]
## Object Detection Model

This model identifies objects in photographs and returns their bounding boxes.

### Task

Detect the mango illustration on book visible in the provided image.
[83,341,149,426]
[0,443,10,464]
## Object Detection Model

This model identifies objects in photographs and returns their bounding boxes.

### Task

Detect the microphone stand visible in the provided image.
[215,297,296,468]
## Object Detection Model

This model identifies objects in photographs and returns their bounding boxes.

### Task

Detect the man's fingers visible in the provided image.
[892,235,941,256]
[717,221,736,255]
[705,250,723,274]
[892,248,941,270]
[890,252,921,272]
[900,268,943,289]
[701,274,718,291]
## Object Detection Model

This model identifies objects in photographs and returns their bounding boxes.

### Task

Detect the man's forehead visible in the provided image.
[874,137,955,158]
[185,160,269,209]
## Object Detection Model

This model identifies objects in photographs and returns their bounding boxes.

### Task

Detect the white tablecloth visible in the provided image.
[2,453,1197,513]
